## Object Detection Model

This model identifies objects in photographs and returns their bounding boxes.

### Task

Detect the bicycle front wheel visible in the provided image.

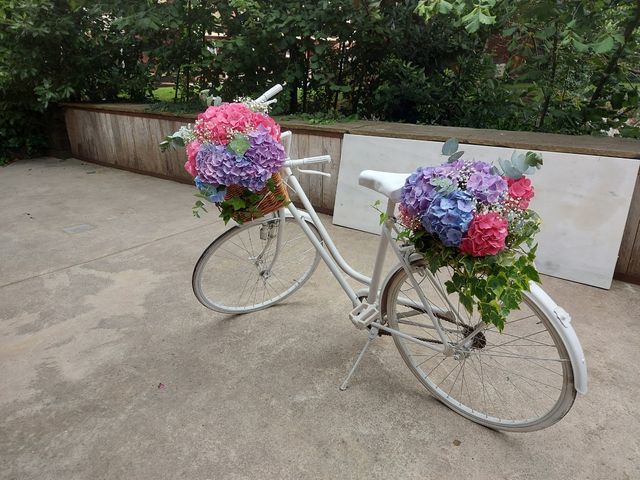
[383,260,576,432]
[193,214,321,314]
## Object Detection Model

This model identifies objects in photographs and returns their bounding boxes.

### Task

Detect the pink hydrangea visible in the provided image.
[194,103,255,144]
[506,176,535,209]
[459,212,508,257]
[251,113,281,141]
[184,140,200,177]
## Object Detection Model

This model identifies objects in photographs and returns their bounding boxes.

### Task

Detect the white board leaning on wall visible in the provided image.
[333,134,640,289]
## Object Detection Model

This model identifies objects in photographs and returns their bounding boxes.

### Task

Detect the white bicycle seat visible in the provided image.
[358,170,409,202]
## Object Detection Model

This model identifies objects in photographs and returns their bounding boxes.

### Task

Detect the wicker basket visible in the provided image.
[223,172,289,223]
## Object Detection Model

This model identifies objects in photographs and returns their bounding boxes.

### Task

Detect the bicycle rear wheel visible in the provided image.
[193,214,321,314]
[383,259,576,432]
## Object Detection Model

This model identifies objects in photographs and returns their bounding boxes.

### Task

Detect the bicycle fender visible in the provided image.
[527,282,588,395]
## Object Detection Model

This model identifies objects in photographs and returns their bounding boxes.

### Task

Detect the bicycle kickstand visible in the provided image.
[339,325,379,391]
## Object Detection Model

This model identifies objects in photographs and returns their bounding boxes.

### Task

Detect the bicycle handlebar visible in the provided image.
[284,155,331,167]
[254,84,283,103]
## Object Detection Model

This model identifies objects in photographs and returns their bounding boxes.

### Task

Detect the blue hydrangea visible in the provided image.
[194,176,226,203]
[421,190,475,247]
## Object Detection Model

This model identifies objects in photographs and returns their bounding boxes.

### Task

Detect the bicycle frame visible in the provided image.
[275,159,455,356]
[275,163,588,395]
[246,87,586,396]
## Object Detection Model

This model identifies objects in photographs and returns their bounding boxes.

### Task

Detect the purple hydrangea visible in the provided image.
[469,160,493,175]
[422,190,475,247]
[195,125,286,192]
[401,164,458,217]
[196,144,239,186]
[243,125,286,189]
[465,161,507,204]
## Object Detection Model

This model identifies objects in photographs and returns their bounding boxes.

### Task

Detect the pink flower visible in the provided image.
[459,212,508,257]
[506,176,535,209]
[218,103,254,131]
[194,103,255,144]
[251,113,281,141]
[184,141,200,177]
[194,117,230,144]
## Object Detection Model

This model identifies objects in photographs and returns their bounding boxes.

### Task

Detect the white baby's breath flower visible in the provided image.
[235,96,271,114]
[177,125,196,142]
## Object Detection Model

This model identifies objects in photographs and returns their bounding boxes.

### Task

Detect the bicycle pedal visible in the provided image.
[349,301,379,330]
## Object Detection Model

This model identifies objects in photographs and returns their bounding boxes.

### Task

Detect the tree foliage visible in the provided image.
[1,0,638,163]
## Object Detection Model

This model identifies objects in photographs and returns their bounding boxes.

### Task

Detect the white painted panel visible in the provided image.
[333,134,640,289]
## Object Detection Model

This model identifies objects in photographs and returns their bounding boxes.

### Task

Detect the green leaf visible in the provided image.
[430,177,454,193]
[437,0,453,14]
[572,37,589,53]
[441,137,459,156]
[498,157,522,179]
[522,265,541,283]
[512,152,527,172]
[478,11,495,25]
[228,134,250,155]
[226,197,246,210]
[593,36,614,54]
[525,151,543,169]
[501,289,521,310]
[459,293,474,314]
[447,150,464,163]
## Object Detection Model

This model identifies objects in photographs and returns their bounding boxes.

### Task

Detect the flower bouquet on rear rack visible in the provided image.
[160,98,289,224]
[397,138,544,331]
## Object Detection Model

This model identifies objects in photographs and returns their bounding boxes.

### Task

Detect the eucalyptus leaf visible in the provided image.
[430,177,454,193]
[441,137,459,156]
[512,152,527,172]
[447,150,465,162]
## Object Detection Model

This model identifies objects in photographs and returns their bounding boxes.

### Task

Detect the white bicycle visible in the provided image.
[192,85,588,432]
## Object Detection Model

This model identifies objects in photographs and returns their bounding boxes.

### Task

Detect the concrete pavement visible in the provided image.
[1,157,639,479]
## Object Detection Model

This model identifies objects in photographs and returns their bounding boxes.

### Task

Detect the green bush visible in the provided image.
[0,0,159,162]
[1,0,638,164]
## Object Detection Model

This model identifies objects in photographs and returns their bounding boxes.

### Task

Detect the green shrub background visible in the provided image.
[1,0,638,163]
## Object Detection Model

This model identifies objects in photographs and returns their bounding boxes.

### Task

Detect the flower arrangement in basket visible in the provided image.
[397,138,544,331]
[161,98,288,224]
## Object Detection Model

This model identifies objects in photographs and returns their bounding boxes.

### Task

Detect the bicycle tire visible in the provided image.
[193,214,321,314]
[383,259,576,432]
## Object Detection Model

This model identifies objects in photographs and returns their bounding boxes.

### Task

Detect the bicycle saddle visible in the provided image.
[358,170,409,202]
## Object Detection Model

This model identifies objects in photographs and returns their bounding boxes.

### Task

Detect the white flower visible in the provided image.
[177,125,196,142]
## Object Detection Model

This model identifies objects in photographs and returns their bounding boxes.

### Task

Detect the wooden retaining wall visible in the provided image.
[63,104,343,213]
[63,103,640,283]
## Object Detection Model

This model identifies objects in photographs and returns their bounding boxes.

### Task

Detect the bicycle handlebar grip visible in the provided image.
[284,155,331,167]
[255,84,283,103]
[302,155,331,165]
